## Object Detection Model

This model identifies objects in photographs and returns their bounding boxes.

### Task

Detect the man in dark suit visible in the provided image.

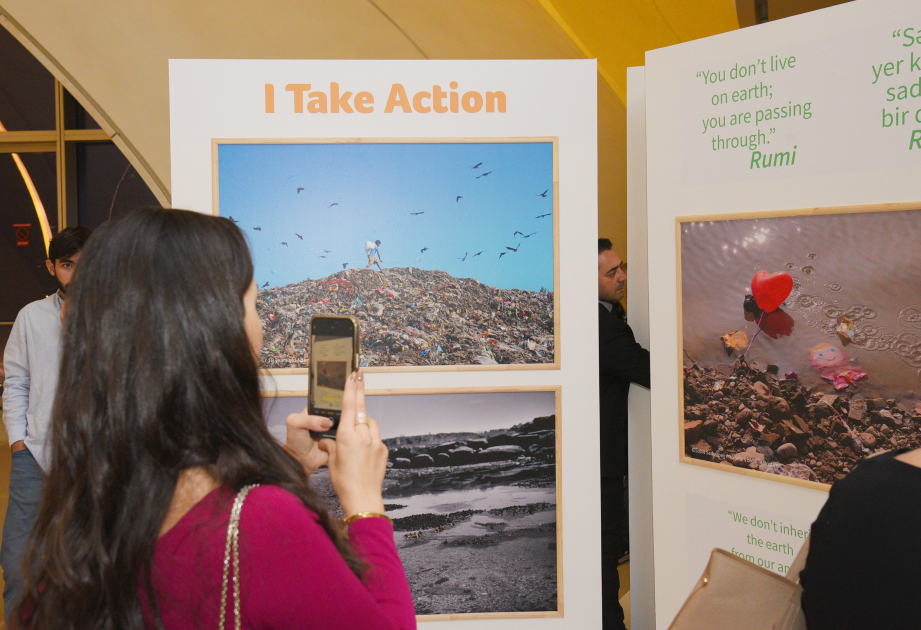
[598,238,650,630]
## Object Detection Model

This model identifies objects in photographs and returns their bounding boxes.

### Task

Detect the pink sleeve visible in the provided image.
[347,517,416,627]
[239,486,417,630]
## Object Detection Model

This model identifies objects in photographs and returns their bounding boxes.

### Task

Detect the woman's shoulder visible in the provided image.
[240,485,325,539]
[828,448,921,502]
[238,485,324,536]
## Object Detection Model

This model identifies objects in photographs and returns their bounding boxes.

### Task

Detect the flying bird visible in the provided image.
[281,242,288,247]
[471,162,482,169]
[324,250,331,253]
[227,216,239,224]
[421,247,428,253]
[472,251,484,258]
[456,196,463,202]
[514,231,524,237]
[459,252,468,261]
[476,171,493,179]
[537,189,548,197]
[328,203,339,207]
[506,244,520,252]
[262,282,269,288]
[410,212,424,215]
[253,227,261,231]
[297,187,304,193]
[536,213,552,218]
[522,231,538,238]
[499,252,507,259]
[295,233,303,240]
[342,263,348,269]
[318,255,327,259]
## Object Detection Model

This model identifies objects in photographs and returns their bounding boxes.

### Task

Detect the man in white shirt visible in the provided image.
[365,239,383,271]
[2,226,92,618]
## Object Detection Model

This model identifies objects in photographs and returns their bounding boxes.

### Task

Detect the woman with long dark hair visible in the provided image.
[15,209,416,629]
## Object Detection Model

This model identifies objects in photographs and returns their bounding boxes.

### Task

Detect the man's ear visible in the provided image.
[46,259,55,276]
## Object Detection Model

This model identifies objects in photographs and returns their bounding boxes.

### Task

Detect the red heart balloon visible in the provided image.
[751,270,793,313]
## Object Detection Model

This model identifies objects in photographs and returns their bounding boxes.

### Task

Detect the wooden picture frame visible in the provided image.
[262,386,563,620]
[213,138,560,374]
[676,201,921,491]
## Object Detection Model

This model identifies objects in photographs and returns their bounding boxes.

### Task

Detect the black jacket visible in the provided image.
[599,302,650,478]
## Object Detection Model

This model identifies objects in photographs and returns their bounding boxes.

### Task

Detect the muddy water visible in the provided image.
[681,208,921,401]
[385,485,555,520]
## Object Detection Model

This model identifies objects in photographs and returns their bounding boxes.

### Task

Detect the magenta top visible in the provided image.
[143,485,416,629]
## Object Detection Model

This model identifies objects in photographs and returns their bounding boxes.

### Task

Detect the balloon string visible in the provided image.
[740,311,766,361]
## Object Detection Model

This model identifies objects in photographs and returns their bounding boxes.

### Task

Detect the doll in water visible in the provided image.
[809,342,868,390]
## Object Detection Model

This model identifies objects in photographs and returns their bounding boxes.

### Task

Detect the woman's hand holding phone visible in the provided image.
[284,411,333,475]
[318,370,388,518]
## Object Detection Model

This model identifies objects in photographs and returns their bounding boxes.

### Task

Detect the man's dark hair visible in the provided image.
[598,237,613,255]
[48,226,93,262]
[375,239,381,245]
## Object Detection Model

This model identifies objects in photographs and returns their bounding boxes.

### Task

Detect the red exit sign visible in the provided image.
[13,223,32,246]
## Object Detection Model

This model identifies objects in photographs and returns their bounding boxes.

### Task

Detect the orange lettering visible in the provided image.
[354,91,374,114]
[265,84,275,113]
[330,82,354,114]
[385,84,412,113]
[486,91,506,113]
[307,92,328,114]
[432,85,448,113]
[462,91,483,113]
[285,84,311,113]
[412,91,432,113]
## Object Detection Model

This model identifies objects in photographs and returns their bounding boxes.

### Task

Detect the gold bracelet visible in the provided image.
[343,512,392,527]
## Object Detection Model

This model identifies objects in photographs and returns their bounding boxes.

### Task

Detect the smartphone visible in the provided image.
[308,315,360,440]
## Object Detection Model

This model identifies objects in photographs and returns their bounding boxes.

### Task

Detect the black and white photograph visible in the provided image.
[263,388,561,618]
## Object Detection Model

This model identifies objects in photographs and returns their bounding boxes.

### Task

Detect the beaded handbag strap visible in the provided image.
[219,484,259,630]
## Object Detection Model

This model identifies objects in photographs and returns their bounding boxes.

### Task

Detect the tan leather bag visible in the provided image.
[667,536,809,630]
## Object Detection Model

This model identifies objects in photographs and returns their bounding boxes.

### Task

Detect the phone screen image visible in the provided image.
[310,334,355,413]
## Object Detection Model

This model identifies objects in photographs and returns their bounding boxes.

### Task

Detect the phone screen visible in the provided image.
[310,333,355,414]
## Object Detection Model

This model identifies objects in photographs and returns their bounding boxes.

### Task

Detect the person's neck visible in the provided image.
[896,448,921,469]
[159,467,220,538]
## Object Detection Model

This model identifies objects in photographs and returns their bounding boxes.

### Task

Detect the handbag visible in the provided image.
[219,484,260,630]
[667,534,810,630]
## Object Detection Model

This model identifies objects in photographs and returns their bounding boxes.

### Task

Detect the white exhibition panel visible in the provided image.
[626,65,655,629]
[170,59,599,628]
[641,1,921,626]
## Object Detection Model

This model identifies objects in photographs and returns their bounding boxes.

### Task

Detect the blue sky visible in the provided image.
[217,142,554,291]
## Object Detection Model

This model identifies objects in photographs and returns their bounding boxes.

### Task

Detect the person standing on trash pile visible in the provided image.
[365,239,383,271]
[598,237,650,630]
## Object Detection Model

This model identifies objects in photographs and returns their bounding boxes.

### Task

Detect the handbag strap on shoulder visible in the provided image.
[219,484,260,630]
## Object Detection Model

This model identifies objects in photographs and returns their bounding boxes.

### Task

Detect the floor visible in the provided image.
[619,561,631,629]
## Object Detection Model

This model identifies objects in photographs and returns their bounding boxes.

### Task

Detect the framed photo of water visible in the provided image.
[213,138,559,374]
[262,387,563,619]
[677,203,921,490]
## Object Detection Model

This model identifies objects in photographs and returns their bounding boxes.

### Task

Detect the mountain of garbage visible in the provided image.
[257,266,555,368]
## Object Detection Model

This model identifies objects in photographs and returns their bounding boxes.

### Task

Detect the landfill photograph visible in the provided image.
[678,207,921,488]
[216,140,557,370]
[262,389,561,618]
